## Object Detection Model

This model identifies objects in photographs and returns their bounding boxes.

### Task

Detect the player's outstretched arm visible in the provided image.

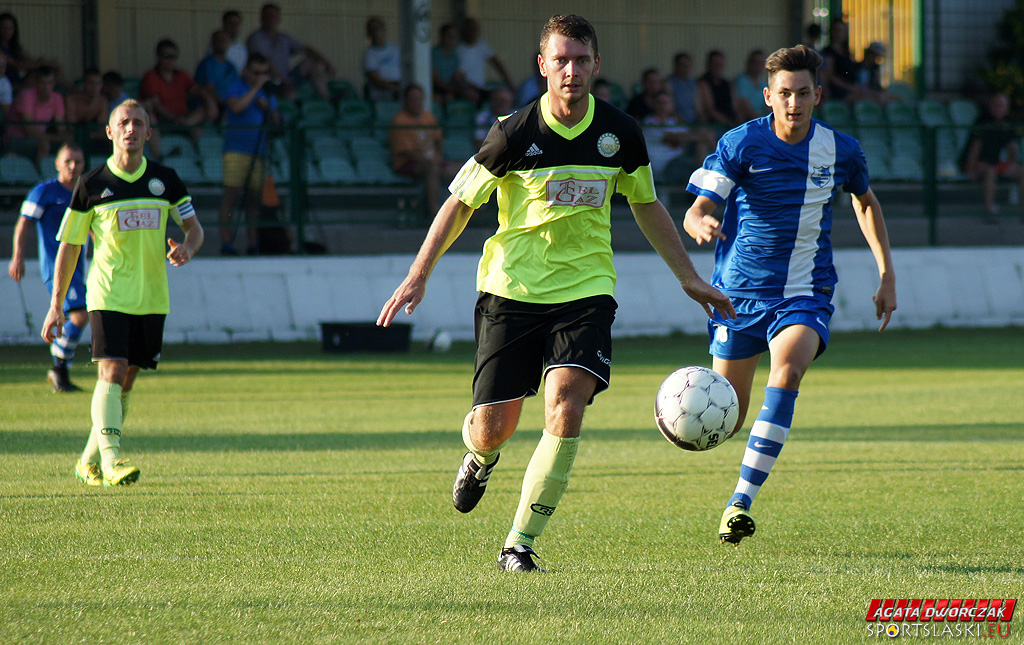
[631,199,735,320]
[41,241,82,343]
[682,195,727,246]
[852,188,897,331]
[377,194,476,327]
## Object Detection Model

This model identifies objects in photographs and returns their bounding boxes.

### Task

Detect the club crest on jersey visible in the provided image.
[117,208,161,231]
[811,165,832,188]
[148,178,166,196]
[597,133,620,158]
[546,178,607,207]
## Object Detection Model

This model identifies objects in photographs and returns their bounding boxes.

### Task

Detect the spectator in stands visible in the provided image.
[65,67,110,156]
[456,17,514,105]
[0,12,63,90]
[219,52,280,256]
[626,67,665,122]
[592,78,612,103]
[140,39,220,129]
[961,92,1024,219]
[514,53,545,108]
[363,16,401,102]
[821,19,860,103]
[697,50,739,133]
[5,66,69,163]
[734,49,770,121]
[642,90,715,184]
[857,41,896,104]
[0,52,13,119]
[389,84,459,215]
[668,51,699,124]
[101,70,130,116]
[805,23,823,54]
[196,29,240,117]
[219,10,249,74]
[474,85,514,148]
[432,23,465,106]
[247,3,334,101]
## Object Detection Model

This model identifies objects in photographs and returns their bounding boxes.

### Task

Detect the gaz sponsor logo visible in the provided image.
[117,208,161,231]
[545,178,607,207]
[865,599,1015,639]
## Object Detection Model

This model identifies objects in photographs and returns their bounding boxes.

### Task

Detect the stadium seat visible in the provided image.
[885,101,923,157]
[305,159,324,183]
[335,99,374,138]
[356,158,406,184]
[819,100,852,128]
[318,157,358,184]
[300,100,336,128]
[38,155,58,180]
[348,136,390,162]
[162,133,198,159]
[294,83,319,104]
[444,100,477,127]
[888,154,924,181]
[276,99,299,124]
[884,101,917,125]
[948,99,980,127]
[196,131,224,158]
[885,81,917,104]
[328,79,358,102]
[202,156,223,183]
[372,100,402,128]
[163,156,205,184]
[853,100,885,126]
[444,135,477,163]
[0,155,41,185]
[311,136,349,163]
[865,154,891,181]
[917,99,951,127]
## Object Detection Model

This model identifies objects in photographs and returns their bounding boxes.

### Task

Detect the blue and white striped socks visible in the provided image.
[728,386,798,510]
[51,319,83,367]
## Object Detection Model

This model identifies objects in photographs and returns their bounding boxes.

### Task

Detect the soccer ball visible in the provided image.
[655,366,739,452]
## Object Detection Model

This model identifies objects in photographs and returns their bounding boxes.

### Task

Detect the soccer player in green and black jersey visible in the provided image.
[42,100,204,487]
[379,14,734,571]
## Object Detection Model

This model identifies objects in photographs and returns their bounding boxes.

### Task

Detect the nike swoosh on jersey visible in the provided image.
[748,165,773,173]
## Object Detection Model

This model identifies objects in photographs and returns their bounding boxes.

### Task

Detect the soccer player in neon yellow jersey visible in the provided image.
[42,99,204,487]
[378,14,735,572]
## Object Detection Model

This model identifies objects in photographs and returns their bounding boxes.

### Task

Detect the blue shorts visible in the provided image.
[45,276,88,314]
[707,293,834,361]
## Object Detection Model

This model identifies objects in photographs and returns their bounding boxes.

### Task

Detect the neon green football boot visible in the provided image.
[102,459,141,487]
[74,461,103,487]
[719,502,756,545]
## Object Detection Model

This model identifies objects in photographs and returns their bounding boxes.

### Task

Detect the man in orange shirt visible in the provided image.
[389,84,459,214]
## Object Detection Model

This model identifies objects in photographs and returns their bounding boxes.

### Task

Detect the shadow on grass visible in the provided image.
[3,423,1021,456]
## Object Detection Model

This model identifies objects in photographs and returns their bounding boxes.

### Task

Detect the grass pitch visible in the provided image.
[1,328,1021,643]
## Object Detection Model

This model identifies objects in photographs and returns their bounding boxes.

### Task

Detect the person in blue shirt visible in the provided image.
[8,142,89,392]
[684,45,897,546]
[195,29,240,113]
[217,52,279,255]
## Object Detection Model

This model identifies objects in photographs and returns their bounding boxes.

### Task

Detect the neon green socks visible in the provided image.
[504,430,579,549]
[90,380,123,470]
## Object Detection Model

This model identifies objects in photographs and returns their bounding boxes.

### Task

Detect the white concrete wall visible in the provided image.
[2,247,1023,346]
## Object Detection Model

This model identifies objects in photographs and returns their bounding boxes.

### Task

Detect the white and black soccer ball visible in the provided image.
[655,366,739,452]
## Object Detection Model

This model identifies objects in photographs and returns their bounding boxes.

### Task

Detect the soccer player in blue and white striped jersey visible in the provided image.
[684,45,897,545]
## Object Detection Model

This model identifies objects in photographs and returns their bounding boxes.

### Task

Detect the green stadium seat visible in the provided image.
[300,100,336,128]
[948,99,980,126]
[318,157,358,184]
[311,136,349,162]
[820,100,852,128]
[38,155,58,180]
[348,136,390,162]
[853,100,885,126]
[444,100,477,127]
[328,79,358,102]
[917,99,951,127]
[0,155,40,185]
[335,99,374,137]
[163,156,205,184]
[885,81,916,104]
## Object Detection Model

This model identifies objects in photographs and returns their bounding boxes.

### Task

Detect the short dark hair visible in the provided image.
[102,70,123,86]
[245,52,269,69]
[222,10,241,22]
[403,83,424,100]
[765,45,823,86]
[540,14,598,57]
[155,38,177,55]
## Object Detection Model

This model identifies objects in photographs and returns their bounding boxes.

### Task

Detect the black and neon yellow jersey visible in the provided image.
[58,157,195,315]
[450,92,656,303]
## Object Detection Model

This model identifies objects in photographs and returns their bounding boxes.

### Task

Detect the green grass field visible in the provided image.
[1,328,1021,643]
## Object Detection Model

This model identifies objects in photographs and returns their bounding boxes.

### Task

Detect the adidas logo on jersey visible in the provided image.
[525,143,543,157]
[101,188,114,198]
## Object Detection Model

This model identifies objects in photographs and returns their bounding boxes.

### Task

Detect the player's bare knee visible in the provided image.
[769,363,805,390]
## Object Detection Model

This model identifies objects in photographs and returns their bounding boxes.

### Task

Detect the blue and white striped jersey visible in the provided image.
[20,179,87,286]
[687,116,869,299]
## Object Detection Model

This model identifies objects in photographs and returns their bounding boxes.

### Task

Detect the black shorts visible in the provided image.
[89,311,166,370]
[472,293,617,407]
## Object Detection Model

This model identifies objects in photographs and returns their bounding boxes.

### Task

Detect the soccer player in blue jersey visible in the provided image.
[684,45,897,545]
[8,143,89,392]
